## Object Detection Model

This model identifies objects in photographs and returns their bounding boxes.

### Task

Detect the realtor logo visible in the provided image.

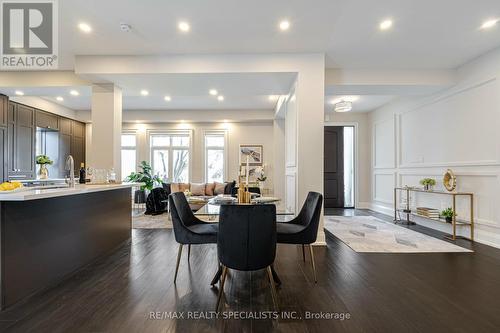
[1,0,58,69]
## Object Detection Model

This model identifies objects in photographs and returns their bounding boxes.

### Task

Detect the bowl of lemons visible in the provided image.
[0,181,25,193]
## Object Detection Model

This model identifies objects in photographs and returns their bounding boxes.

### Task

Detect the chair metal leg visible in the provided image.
[302,244,306,262]
[215,266,228,311]
[188,244,191,262]
[308,244,317,283]
[174,244,183,284]
[266,266,279,311]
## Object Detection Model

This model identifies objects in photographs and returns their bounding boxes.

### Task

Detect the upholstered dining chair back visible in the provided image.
[218,204,276,271]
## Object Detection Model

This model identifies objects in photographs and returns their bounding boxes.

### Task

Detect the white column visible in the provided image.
[295,58,326,244]
[89,84,122,180]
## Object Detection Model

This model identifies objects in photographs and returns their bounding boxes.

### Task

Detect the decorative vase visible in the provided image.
[424,184,433,191]
[39,164,49,179]
[445,216,453,223]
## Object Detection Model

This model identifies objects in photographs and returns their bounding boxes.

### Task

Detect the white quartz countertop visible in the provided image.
[0,183,141,201]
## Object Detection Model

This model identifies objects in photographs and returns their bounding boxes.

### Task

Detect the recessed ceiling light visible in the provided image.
[15,90,24,96]
[379,19,393,31]
[56,96,64,101]
[178,21,190,32]
[481,19,499,30]
[279,20,290,31]
[70,90,79,96]
[164,96,171,101]
[209,89,218,96]
[140,90,149,96]
[217,95,224,101]
[78,22,92,33]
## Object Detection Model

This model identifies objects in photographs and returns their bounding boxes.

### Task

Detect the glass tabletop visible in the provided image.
[194,203,294,216]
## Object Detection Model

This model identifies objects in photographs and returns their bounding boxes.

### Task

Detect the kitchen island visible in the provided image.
[0,183,136,309]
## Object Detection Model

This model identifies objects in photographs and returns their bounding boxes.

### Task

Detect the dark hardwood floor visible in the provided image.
[1,209,500,332]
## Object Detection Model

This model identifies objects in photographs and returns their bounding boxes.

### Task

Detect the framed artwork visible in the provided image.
[239,144,263,166]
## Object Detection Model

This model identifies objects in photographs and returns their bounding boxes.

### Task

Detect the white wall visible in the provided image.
[368,46,500,248]
[122,121,275,189]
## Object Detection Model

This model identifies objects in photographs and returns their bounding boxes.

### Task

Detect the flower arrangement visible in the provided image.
[419,178,436,190]
[255,165,267,182]
[36,155,53,165]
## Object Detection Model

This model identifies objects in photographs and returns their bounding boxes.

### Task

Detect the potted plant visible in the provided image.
[36,155,53,179]
[125,161,163,204]
[441,207,455,223]
[419,178,436,191]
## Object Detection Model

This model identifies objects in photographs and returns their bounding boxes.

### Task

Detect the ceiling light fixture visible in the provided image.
[178,21,190,32]
[164,95,171,101]
[279,20,290,31]
[217,95,224,101]
[330,95,359,105]
[78,22,92,33]
[268,95,279,101]
[209,89,218,96]
[15,90,24,96]
[140,90,149,96]
[70,90,79,96]
[481,19,499,30]
[379,19,393,31]
[56,96,64,101]
[334,100,353,113]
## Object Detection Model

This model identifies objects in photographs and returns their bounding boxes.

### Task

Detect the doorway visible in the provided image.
[324,126,355,208]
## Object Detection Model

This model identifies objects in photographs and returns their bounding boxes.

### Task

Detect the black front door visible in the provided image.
[324,126,344,208]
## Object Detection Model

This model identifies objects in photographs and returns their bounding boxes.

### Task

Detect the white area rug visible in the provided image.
[324,216,472,253]
[132,211,172,229]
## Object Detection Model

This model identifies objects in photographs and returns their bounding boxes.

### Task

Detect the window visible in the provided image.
[121,133,137,181]
[205,132,226,183]
[150,132,190,182]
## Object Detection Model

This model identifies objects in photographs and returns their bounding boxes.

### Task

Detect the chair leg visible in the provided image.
[302,244,306,262]
[188,244,191,262]
[266,266,279,311]
[215,266,228,312]
[308,244,317,283]
[174,244,183,284]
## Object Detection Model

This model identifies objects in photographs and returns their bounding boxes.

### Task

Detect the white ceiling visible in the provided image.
[56,0,500,70]
[325,95,396,113]
[0,73,296,110]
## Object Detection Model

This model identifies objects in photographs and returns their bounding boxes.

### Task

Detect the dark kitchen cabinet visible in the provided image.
[70,120,85,171]
[0,127,7,182]
[0,95,7,127]
[35,110,59,130]
[7,103,35,180]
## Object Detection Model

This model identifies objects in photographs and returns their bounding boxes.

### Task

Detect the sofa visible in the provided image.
[162,180,236,198]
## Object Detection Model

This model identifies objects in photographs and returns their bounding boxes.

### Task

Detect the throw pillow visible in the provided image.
[179,183,191,192]
[205,182,215,196]
[214,182,226,195]
[191,183,206,196]
[170,183,181,193]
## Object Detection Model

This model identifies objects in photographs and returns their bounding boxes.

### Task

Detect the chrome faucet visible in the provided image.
[65,155,75,187]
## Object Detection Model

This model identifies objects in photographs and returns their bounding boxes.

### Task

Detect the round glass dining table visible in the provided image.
[194,200,294,285]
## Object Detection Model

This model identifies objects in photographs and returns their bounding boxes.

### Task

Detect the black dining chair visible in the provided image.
[169,192,219,283]
[276,192,323,283]
[216,204,278,311]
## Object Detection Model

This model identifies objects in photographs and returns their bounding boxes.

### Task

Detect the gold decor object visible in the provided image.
[237,184,252,204]
[443,169,457,192]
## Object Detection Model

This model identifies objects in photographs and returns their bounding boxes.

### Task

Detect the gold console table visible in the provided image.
[394,187,474,241]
